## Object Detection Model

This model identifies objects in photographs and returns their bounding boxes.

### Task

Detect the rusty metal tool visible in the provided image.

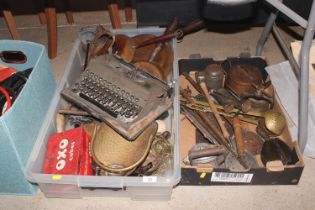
[181,73,232,144]
[180,96,264,117]
[180,89,249,169]
[188,145,226,163]
[184,103,259,125]
[181,105,218,144]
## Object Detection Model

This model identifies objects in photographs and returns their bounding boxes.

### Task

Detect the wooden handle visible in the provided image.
[56,113,65,133]
[180,19,205,37]
[199,82,230,141]
[149,17,178,62]
[58,109,91,116]
[233,116,245,157]
[136,33,175,48]
[164,17,179,35]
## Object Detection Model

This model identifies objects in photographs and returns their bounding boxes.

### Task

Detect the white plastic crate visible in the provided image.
[25,28,180,200]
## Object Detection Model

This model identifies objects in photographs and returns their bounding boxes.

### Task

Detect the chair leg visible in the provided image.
[2,10,21,40]
[33,0,47,24]
[45,7,57,59]
[62,0,74,24]
[38,12,47,24]
[65,11,74,24]
[124,0,132,22]
[108,2,121,29]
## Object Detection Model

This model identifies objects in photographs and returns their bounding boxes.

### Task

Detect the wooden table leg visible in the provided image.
[62,0,74,24]
[2,10,21,39]
[108,2,121,29]
[65,11,74,24]
[33,0,47,24]
[124,0,132,22]
[45,7,57,59]
[38,12,47,24]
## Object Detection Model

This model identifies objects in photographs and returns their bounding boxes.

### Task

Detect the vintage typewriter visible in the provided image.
[62,54,172,140]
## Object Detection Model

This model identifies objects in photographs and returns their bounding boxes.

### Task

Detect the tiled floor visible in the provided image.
[0,12,314,210]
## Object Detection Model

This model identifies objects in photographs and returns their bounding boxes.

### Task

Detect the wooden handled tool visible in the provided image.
[233,116,245,157]
[182,71,204,94]
[58,109,91,116]
[197,75,231,144]
[136,19,205,48]
[180,89,249,169]
[149,17,178,63]
[56,113,65,133]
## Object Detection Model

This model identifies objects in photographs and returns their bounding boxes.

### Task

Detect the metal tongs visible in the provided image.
[136,19,205,49]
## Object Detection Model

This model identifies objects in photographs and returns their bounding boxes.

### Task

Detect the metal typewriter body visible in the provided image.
[62,54,172,140]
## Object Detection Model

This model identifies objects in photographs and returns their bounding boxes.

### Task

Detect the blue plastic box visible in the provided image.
[0,40,56,195]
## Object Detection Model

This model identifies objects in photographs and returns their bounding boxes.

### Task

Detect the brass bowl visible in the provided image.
[263,111,286,135]
[84,122,158,173]
[256,111,286,138]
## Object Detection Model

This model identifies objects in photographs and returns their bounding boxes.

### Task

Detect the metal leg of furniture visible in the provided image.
[298,0,315,152]
[265,0,307,28]
[272,25,300,78]
[255,10,279,56]
[108,2,121,29]
[2,10,21,39]
[45,6,57,59]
